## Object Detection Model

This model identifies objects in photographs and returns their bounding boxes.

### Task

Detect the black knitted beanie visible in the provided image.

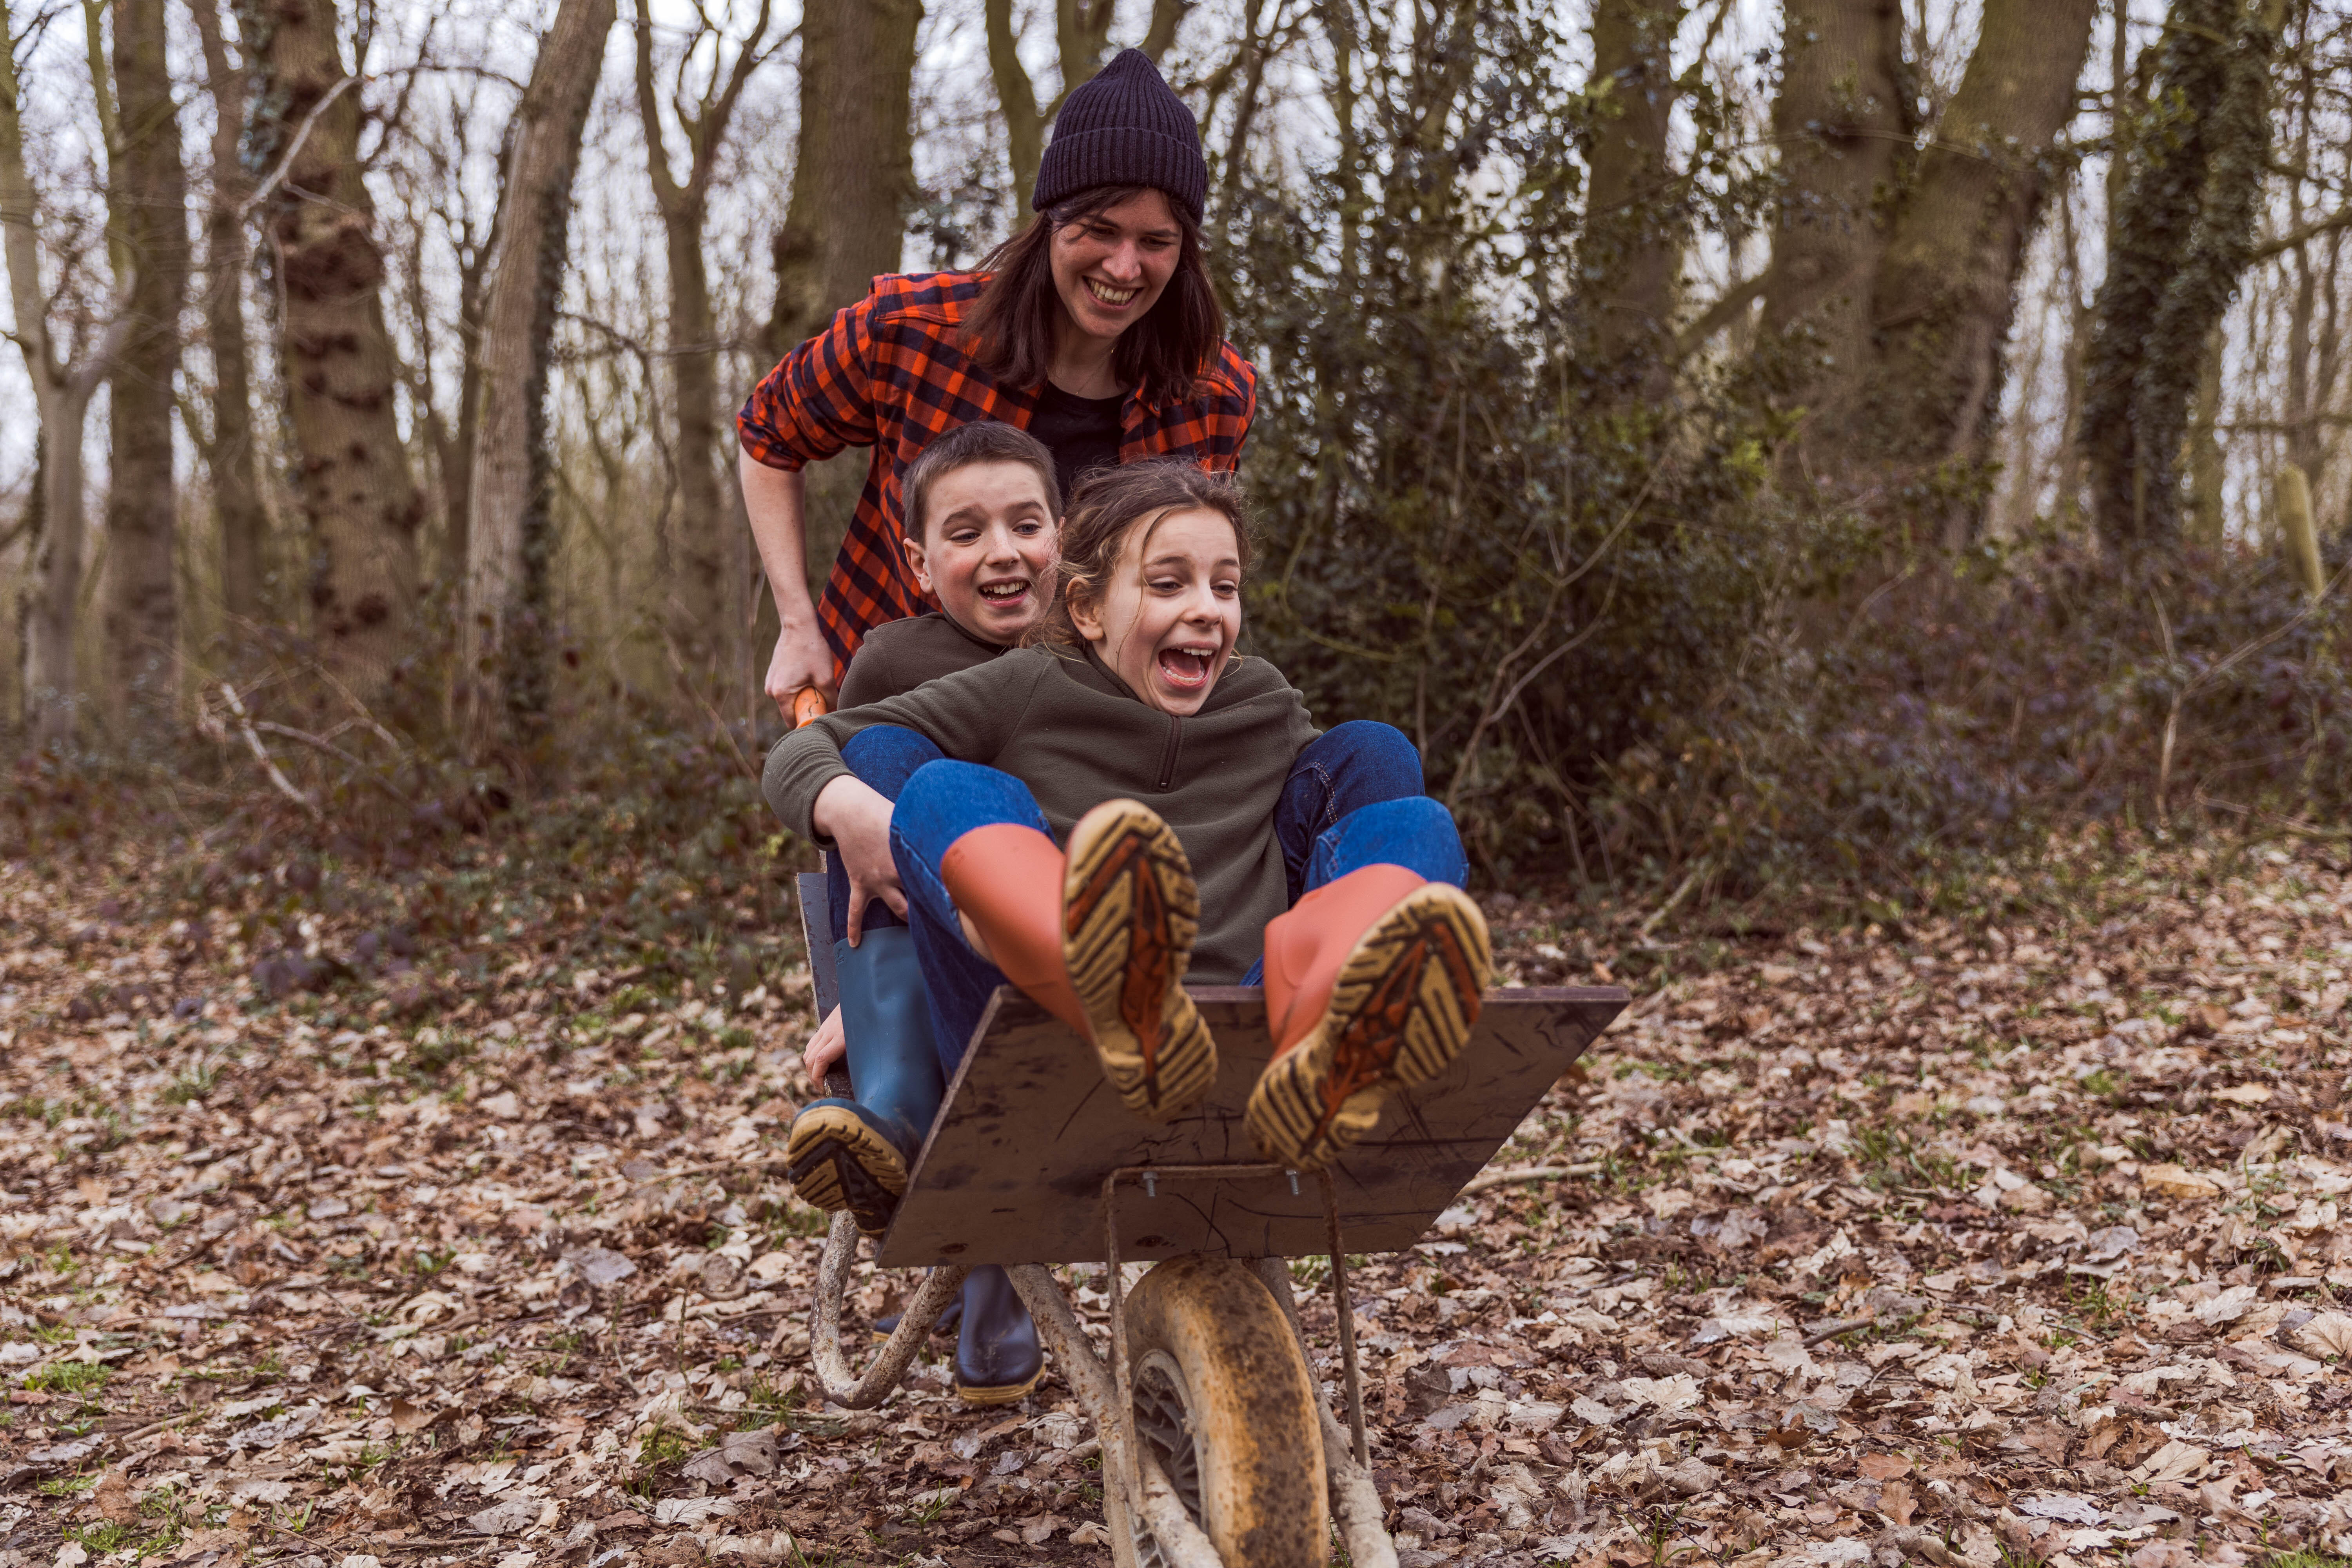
[1032,48,1207,225]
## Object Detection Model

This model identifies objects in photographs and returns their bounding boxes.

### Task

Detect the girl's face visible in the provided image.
[903,460,1060,646]
[1069,507,1242,716]
[1049,189,1182,357]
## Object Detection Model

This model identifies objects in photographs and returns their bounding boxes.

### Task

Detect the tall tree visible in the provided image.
[2,0,134,747]
[1579,0,1689,403]
[104,0,190,728]
[246,0,424,702]
[2081,0,2284,550]
[1756,0,2098,531]
[984,0,1193,208]
[189,0,269,624]
[462,0,615,757]
[1757,0,1906,406]
[763,0,920,363]
[762,0,920,606]
[1826,0,2098,534]
[631,0,773,693]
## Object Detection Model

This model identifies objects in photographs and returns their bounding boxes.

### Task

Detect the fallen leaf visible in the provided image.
[2138,1164,2220,1201]
[388,1396,434,1434]
[465,1499,543,1537]
[1858,1453,1911,1480]
[2128,1439,2210,1486]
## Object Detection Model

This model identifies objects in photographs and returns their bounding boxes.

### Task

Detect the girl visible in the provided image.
[766,461,1492,1188]
[739,49,1256,722]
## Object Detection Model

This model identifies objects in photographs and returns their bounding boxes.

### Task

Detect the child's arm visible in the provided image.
[812,773,901,944]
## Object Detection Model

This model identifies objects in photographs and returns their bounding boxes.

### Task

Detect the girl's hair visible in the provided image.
[1026,460,1253,650]
[962,185,1225,407]
[900,421,1062,544]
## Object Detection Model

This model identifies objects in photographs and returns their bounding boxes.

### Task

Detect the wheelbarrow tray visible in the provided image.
[873,982,1626,1269]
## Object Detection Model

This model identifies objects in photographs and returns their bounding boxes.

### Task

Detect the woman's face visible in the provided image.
[1049,189,1182,357]
[902,459,1060,646]
[1069,507,1242,717]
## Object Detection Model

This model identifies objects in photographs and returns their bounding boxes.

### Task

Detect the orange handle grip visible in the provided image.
[792,687,831,728]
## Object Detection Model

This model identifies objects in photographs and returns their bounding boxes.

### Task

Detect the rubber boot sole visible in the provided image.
[785,1103,911,1237]
[954,1365,1045,1406]
[1245,884,1492,1169]
[1062,802,1216,1122]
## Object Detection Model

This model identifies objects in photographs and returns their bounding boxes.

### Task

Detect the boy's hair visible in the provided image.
[900,421,1062,545]
[1027,459,1253,648]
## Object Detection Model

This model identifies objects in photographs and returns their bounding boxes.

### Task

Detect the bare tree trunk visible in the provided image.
[633,0,771,695]
[764,0,919,607]
[1759,0,1906,424]
[189,0,269,626]
[104,0,189,729]
[1833,0,2097,537]
[463,0,614,757]
[764,0,919,362]
[2082,0,2284,552]
[2,0,133,748]
[439,177,499,599]
[246,0,424,702]
[1581,0,1688,400]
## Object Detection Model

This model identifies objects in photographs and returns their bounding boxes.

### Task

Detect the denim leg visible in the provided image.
[825,725,947,942]
[1309,796,1469,890]
[1274,721,1427,905]
[890,759,1056,1077]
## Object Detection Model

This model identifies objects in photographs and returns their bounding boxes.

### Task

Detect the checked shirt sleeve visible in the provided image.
[736,291,885,472]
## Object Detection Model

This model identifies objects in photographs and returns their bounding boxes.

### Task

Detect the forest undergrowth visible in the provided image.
[0,763,2348,1568]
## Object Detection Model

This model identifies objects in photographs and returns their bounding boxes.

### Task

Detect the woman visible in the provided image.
[738,47,1257,716]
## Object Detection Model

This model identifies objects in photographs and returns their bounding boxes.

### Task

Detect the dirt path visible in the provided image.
[0,832,2346,1568]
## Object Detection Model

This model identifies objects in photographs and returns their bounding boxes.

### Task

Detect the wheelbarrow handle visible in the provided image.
[792,686,831,728]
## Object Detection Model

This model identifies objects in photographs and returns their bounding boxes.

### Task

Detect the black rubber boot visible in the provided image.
[954,1264,1044,1405]
[784,927,945,1235]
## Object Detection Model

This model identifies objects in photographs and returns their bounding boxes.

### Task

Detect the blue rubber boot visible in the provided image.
[955,1264,1044,1405]
[784,927,945,1236]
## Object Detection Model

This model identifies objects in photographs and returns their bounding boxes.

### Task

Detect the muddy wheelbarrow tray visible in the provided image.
[794,873,1626,1568]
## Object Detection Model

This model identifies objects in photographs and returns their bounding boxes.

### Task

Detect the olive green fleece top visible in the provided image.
[764,644,1321,983]
[838,611,1009,708]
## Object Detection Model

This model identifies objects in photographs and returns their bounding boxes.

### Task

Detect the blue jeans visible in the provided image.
[887,720,1468,1070]
[824,726,949,944]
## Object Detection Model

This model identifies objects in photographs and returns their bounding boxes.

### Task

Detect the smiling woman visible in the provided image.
[737,49,1258,717]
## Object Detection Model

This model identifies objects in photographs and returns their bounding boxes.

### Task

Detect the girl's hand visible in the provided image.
[804,1005,847,1089]
[812,774,906,945]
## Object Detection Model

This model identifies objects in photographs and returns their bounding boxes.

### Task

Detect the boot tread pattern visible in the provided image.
[1063,802,1216,1122]
[786,1104,911,1237]
[1246,884,1492,1169]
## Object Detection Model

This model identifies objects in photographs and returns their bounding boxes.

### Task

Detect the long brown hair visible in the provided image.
[963,186,1225,407]
[1027,459,1253,651]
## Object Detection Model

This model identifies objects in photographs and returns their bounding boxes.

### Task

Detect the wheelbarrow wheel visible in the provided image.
[1123,1256,1329,1567]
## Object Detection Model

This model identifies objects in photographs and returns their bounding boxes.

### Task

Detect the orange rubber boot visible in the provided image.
[1060,801,1216,1121]
[938,808,1217,1121]
[938,824,1091,1035]
[1247,866,1493,1169]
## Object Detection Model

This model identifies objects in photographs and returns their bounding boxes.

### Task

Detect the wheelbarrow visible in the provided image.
[792,873,1627,1567]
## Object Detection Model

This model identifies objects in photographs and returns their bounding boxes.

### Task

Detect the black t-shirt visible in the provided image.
[1026,383,1126,503]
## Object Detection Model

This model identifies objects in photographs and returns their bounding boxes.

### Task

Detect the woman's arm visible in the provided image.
[743,458,836,715]
[737,289,887,715]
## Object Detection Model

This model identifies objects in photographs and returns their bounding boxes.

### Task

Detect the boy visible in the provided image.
[785,421,1060,1405]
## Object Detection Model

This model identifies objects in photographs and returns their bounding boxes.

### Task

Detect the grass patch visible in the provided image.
[24,1360,109,1396]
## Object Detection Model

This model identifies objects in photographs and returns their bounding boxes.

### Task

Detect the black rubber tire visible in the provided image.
[1123,1256,1329,1567]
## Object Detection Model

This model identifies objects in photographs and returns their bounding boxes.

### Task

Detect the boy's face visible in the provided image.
[904,460,1059,645]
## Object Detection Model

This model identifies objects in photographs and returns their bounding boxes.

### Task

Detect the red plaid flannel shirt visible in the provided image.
[737,271,1258,673]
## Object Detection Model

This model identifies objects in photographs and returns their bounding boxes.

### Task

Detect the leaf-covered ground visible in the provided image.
[1,818,2348,1568]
